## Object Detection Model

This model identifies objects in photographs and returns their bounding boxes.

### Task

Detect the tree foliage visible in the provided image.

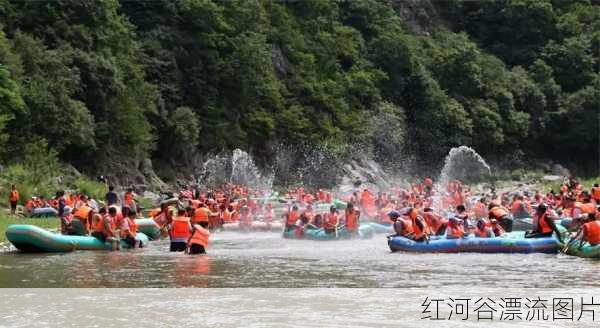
[0,0,596,175]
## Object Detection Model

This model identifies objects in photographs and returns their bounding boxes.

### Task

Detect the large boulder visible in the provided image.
[551,164,570,177]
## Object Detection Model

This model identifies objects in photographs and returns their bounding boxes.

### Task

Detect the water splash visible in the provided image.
[199,149,273,192]
[438,146,491,187]
[230,149,273,191]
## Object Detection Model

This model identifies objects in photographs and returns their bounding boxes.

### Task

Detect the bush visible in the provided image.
[71,178,107,201]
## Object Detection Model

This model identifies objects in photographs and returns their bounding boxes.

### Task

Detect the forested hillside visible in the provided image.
[0,0,597,183]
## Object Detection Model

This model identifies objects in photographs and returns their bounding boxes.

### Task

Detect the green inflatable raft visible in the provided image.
[135,218,161,240]
[283,222,375,240]
[563,239,600,258]
[6,224,149,253]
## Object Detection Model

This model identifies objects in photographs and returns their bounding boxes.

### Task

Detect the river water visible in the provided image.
[1,231,599,288]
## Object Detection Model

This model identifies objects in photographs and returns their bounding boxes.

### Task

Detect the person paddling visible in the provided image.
[324,205,339,235]
[445,216,465,239]
[525,203,563,242]
[474,219,493,238]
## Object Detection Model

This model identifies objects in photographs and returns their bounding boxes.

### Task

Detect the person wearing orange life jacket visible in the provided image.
[187,221,210,255]
[592,184,600,203]
[525,203,563,242]
[455,204,472,232]
[422,208,447,236]
[169,209,192,252]
[562,196,590,219]
[474,219,493,238]
[488,203,513,232]
[579,196,598,216]
[263,203,274,225]
[8,184,19,215]
[285,205,300,232]
[91,207,120,250]
[302,203,315,221]
[324,205,339,234]
[344,202,361,234]
[316,189,324,202]
[72,204,94,235]
[123,188,135,208]
[473,198,488,219]
[567,213,600,250]
[387,210,413,238]
[120,210,140,248]
[489,219,505,237]
[192,203,210,225]
[511,194,531,219]
[445,216,465,239]
[403,207,429,242]
[325,192,333,204]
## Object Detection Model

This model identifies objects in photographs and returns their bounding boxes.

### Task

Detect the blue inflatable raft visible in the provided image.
[388,231,562,254]
[6,224,149,253]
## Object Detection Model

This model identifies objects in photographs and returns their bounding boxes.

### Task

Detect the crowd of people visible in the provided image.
[6,176,600,252]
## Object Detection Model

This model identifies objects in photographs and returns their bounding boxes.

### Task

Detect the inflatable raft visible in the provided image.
[283,223,375,240]
[563,239,600,258]
[29,207,58,218]
[367,222,394,234]
[135,218,161,240]
[6,224,149,253]
[388,231,562,254]
[222,221,284,232]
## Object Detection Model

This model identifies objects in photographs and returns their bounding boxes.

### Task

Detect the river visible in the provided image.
[1,231,599,288]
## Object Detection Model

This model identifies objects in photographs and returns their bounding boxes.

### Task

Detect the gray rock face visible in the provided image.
[551,164,570,177]
[140,158,169,191]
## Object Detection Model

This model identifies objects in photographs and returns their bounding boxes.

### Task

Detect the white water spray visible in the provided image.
[438,146,491,187]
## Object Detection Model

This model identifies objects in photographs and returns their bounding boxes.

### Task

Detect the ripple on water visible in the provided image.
[2,232,600,288]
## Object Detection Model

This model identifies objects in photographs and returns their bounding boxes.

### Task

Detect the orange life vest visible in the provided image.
[9,190,19,202]
[170,216,191,242]
[345,210,358,231]
[536,212,553,234]
[583,221,600,245]
[286,211,299,225]
[121,217,137,238]
[398,218,414,236]
[188,225,210,248]
[412,216,428,240]
[474,202,487,218]
[592,187,600,201]
[580,202,598,215]
[447,225,464,238]
[324,212,338,229]
[423,212,445,234]
[222,209,232,223]
[193,207,210,224]
[474,226,491,238]
[93,214,106,235]
[124,192,134,206]
[489,207,509,220]
[74,206,92,221]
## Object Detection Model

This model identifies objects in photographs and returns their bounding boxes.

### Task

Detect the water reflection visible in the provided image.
[2,232,600,288]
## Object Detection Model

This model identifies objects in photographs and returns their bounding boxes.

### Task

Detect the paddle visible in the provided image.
[335,224,346,239]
